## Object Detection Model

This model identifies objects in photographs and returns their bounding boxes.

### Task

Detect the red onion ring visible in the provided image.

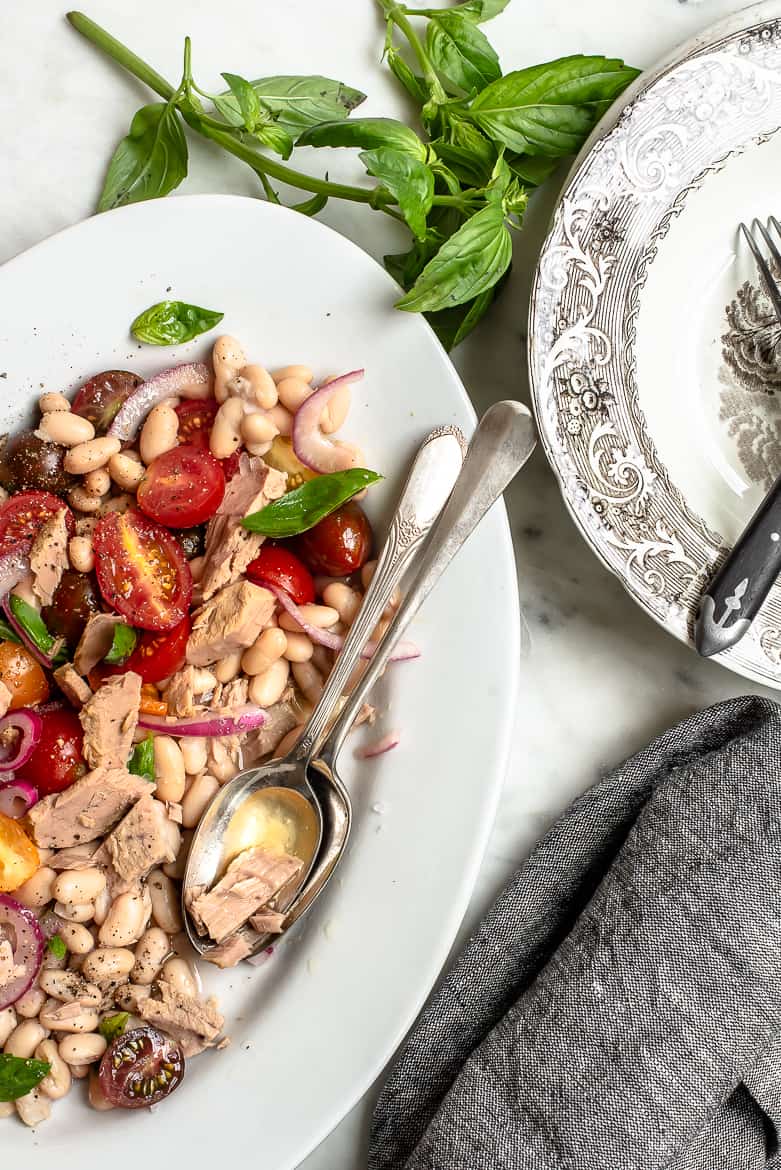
[1,596,59,669]
[109,362,211,442]
[0,710,43,773]
[0,781,38,819]
[0,895,44,1010]
[0,546,30,600]
[138,703,268,738]
[356,730,400,759]
[292,370,364,473]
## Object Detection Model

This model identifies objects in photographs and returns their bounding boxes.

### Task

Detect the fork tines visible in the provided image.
[739,216,781,318]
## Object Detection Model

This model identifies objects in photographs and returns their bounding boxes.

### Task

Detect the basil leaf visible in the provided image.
[99,1012,129,1042]
[221,72,263,132]
[218,76,365,135]
[128,734,155,783]
[427,285,496,350]
[433,121,496,185]
[451,0,510,21]
[384,234,441,291]
[103,623,138,666]
[292,192,328,216]
[130,300,224,346]
[0,618,21,645]
[47,934,67,961]
[298,118,427,160]
[97,101,188,212]
[426,14,501,95]
[252,122,294,159]
[8,596,67,664]
[242,469,383,538]
[396,202,512,312]
[212,93,246,128]
[360,148,434,240]
[0,1055,50,1103]
[386,48,428,105]
[507,153,560,187]
[470,55,640,156]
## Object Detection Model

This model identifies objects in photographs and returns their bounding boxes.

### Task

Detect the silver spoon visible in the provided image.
[183,424,466,955]
[249,400,538,951]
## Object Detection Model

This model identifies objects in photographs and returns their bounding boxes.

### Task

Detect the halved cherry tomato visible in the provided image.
[0,813,39,893]
[175,401,241,480]
[137,444,225,529]
[72,370,142,434]
[296,501,373,577]
[246,544,315,605]
[99,1026,185,1109]
[17,708,86,797]
[93,510,192,631]
[0,643,49,709]
[0,491,75,554]
[101,617,190,685]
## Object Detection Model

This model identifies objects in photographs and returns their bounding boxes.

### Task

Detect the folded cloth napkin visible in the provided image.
[368,696,781,1170]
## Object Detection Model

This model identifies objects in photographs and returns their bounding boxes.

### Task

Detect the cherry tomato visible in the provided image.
[0,434,75,496]
[72,370,142,434]
[17,708,86,797]
[99,1026,185,1109]
[246,544,315,605]
[41,570,100,647]
[0,643,49,709]
[93,510,192,631]
[296,501,373,577]
[137,444,225,528]
[175,401,241,480]
[101,617,190,685]
[0,491,75,554]
[0,814,39,893]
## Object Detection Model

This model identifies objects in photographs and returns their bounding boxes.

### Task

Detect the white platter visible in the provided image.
[529,0,781,687]
[0,194,520,1166]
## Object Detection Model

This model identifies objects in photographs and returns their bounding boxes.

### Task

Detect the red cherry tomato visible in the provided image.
[0,491,75,554]
[175,401,242,480]
[93,510,192,631]
[72,370,142,434]
[98,1027,185,1109]
[221,449,242,481]
[101,617,190,685]
[246,544,315,605]
[137,444,225,529]
[296,502,373,577]
[17,708,86,797]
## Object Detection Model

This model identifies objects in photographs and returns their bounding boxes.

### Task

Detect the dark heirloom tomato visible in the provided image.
[103,617,190,685]
[17,708,85,797]
[246,544,315,605]
[99,1027,185,1109]
[137,444,225,528]
[0,491,75,554]
[174,526,206,560]
[71,369,142,434]
[0,434,75,495]
[93,510,192,631]
[296,501,372,577]
[42,570,100,647]
[0,643,49,709]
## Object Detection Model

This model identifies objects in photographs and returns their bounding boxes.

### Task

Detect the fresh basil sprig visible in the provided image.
[0,1055,51,1103]
[8,596,68,664]
[243,468,382,537]
[99,1012,130,1042]
[130,300,224,346]
[103,622,138,665]
[128,733,155,782]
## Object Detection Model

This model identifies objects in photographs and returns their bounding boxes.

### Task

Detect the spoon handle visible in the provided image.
[292,425,465,763]
[321,400,537,764]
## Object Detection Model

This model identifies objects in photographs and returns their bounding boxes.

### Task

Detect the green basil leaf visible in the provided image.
[130,300,224,346]
[506,153,560,187]
[291,192,328,216]
[46,935,67,961]
[217,76,365,135]
[0,1055,50,1103]
[359,148,434,240]
[384,234,441,291]
[0,618,21,645]
[433,121,496,185]
[97,101,188,212]
[451,0,510,21]
[386,47,428,105]
[99,1012,130,1043]
[252,122,294,159]
[212,94,246,128]
[103,623,138,666]
[298,118,427,160]
[427,285,496,350]
[470,55,641,156]
[242,469,383,538]
[396,202,512,313]
[426,14,501,94]
[8,596,67,664]
[221,72,262,132]
[128,733,155,783]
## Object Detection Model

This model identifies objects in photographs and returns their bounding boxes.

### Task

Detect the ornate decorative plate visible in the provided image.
[529,0,781,687]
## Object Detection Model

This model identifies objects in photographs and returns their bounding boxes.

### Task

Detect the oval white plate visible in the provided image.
[0,195,519,1166]
[529,0,781,687]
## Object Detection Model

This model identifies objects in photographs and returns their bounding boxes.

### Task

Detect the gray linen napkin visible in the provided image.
[368,695,781,1170]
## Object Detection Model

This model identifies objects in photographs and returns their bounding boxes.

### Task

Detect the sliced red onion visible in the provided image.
[0,546,30,600]
[0,895,44,1010]
[2,596,57,669]
[292,370,364,473]
[0,710,43,773]
[138,703,268,738]
[356,730,400,759]
[109,362,211,442]
[0,781,38,819]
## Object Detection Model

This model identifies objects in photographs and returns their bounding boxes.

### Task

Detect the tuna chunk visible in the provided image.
[48,842,100,870]
[0,939,24,988]
[163,665,199,718]
[249,909,285,934]
[74,613,124,676]
[202,933,255,969]
[80,672,142,769]
[98,794,178,890]
[199,455,287,600]
[187,847,303,943]
[135,981,224,1056]
[30,507,69,606]
[54,663,93,708]
[241,701,298,767]
[27,766,149,848]
[186,581,275,667]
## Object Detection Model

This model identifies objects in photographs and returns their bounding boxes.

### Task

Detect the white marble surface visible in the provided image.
[0,0,772,1165]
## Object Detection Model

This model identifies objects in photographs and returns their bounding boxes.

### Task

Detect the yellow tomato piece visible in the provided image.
[0,812,39,892]
[263,437,315,490]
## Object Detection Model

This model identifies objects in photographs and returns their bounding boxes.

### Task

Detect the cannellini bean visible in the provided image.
[154,735,186,803]
[100,492,132,515]
[15,1087,51,1127]
[98,888,150,947]
[282,631,314,663]
[248,658,290,708]
[276,376,314,413]
[272,364,313,385]
[320,382,351,434]
[58,1032,107,1066]
[0,1008,17,1047]
[181,774,220,830]
[214,651,242,683]
[64,435,121,475]
[148,869,183,933]
[53,867,106,905]
[210,740,239,784]
[241,411,278,446]
[266,403,293,437]
[108,451,145,491]
[5,1019,47,1059]
[36,1039,72,1100]
[322,582,362,624]
[38,969,100,1004]
[68,484,104,513]
[88,1069,115,1111]
[242,627,287,676]
[191,667,217,693]
[273,725,304,759]
[81,948,135,986]
[210,397,244,459]
[279,604,339,632]
[292,660,324,705]
[68,534,94,573]
[310,643,333,676]
[58,921,95,956]
[93,885,111,927]
[12,865,56,908]
[228,364,278,410]
[54,900,95,924]
[84,467,111,497]
[14,987,46,1019]
[132,927,171,985]
[39,999,100,1034]
[180,737,208,776]
[38,410,94,447]
[159,956,199,998]
[38,391,71,414]
[213,335,246,403]
[69,1063,90,1080]
[75,515,98,536]
[163,829,192,881]
[140,404,178,464]
[245,439,273,457]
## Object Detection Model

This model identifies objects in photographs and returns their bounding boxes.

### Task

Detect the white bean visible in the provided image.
[272,364,313,385]
[54,900,95,924]
[53,867,106,905]
[38,969,100,1004]
[38,391,71,414]
[140,403,179,464]
[84,467,110,497]
[36,1038,72,1100]
[88,1069,115,1111]
[148,869,183,934]
[276,376,314,413]
[15,1087,51,1127]
[159,956,198,998]
[248,658,290,708]
[180,737,207,776]
[132,927,171,985]
[69,1063,90,1080]
[273,725,304,759]
[242,627,287,676]
[58,1032,107,1066]
[213,335,246,403]
[92,884,111,927]
[58,921,95,956]
[209,740,239,784]
[100,492,132,515]
[266,403,293,437]
[320,382,351,434]
[38,410,94,447]
[12,865,56,908]
[322,582,362,625]
[108,451,145,491]
[154,735,186,803]
[210,397,244,459]
[181,774,219,830]
[0,1008,17,1047]
[39,1000,100,1033]
[67,485,104,513]
[292,660,324,705]
[279,604,339,632]
[14,987,46,1019]
[228,364,277,410]
[163,829,192,881]
[81,948,135,986]
[282,631,314,663]
[64,435,121,475]
[5,1019,47,1059]
[241,411,279,446]
[213,651,242,683]
[98,889,150,948]
[68,535,94,573]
